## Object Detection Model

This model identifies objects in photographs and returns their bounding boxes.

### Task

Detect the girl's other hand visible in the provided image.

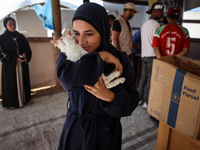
[84,75,115,102]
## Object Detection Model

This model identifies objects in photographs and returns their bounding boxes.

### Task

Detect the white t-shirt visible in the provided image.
[141,19,160,58]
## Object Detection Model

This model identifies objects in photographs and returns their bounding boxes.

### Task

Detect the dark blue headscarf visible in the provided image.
[3,17,18,38]
[3,17,15,29]
[72,2,112,51]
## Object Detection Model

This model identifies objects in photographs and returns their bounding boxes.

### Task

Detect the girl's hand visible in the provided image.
[84,75,115,102]
[99,51,123,76]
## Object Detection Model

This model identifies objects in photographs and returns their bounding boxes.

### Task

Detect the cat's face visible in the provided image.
[51,29,72,47]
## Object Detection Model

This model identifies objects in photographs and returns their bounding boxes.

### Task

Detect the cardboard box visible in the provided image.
[147,55,200,140]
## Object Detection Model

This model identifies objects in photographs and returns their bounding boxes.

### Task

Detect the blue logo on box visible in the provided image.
[167,68,187,128]
[171,92,180,104]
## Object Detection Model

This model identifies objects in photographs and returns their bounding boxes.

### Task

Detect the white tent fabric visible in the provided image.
[0,0,83,21]
[0,0,105,21]
[0,0,43,21]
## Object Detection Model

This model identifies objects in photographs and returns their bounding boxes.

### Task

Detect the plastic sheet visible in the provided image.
[33,0,54,30]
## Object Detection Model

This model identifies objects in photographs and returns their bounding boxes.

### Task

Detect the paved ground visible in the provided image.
[0,89,158,150]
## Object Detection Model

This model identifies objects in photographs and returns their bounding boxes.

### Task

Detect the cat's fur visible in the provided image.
[51,29,125,89]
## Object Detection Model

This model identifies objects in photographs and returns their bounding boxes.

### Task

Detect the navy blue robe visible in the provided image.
[56,47,139,150]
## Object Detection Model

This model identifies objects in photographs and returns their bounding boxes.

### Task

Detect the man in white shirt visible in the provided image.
[137,2,164,109]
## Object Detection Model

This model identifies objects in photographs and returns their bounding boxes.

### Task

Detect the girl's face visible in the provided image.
[6,20,16,32]
[73,20,102,53]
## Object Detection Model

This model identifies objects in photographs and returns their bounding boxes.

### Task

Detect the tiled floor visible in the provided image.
[0,90,158,150]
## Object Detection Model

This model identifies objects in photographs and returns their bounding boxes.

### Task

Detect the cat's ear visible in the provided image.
[51,40,58,46]
[50,36,63,46]
[65,29,72,36]
[50,29,71,46]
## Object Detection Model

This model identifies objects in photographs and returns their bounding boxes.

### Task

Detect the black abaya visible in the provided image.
[0,30,32,108]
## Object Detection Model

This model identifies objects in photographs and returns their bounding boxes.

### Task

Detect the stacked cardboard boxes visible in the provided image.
[147,55,200,140]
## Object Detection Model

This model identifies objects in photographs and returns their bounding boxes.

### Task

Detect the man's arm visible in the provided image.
[112,31,120,50]
[132,43,141,51]
[177,48,189,56]
[153,47,162,59]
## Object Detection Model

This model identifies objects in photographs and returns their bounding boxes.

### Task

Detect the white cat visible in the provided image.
[51,29,125,89]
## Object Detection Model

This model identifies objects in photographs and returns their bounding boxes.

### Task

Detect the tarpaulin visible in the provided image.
[33,0,54,30]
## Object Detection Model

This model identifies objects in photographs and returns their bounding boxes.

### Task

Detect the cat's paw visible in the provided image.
[105,77,125,89]
[102,71,125,89]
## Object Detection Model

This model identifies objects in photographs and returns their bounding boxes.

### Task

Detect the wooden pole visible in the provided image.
[52,0,61,60]
[51,0,62,86]
[52,0,62,40]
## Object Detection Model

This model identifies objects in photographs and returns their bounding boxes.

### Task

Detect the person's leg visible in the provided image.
[144,57,156,105]
[137,58,147,103]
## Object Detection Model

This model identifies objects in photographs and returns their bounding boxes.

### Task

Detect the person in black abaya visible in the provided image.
[0,17,32,108]
[56,3,139,150]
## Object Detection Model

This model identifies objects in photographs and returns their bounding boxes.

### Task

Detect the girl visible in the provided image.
[0,17,32,108]
[56,3,139,150]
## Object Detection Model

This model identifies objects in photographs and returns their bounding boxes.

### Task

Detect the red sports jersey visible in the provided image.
[152,24,190,56]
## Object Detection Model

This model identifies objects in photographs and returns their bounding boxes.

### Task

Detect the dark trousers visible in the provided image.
[137,57,156,104]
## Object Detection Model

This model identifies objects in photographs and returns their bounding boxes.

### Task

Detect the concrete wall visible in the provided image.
[28,38,57,89]
[0,38,57,95]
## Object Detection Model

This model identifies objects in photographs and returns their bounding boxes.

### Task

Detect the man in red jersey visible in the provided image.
[152,7,190,58]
